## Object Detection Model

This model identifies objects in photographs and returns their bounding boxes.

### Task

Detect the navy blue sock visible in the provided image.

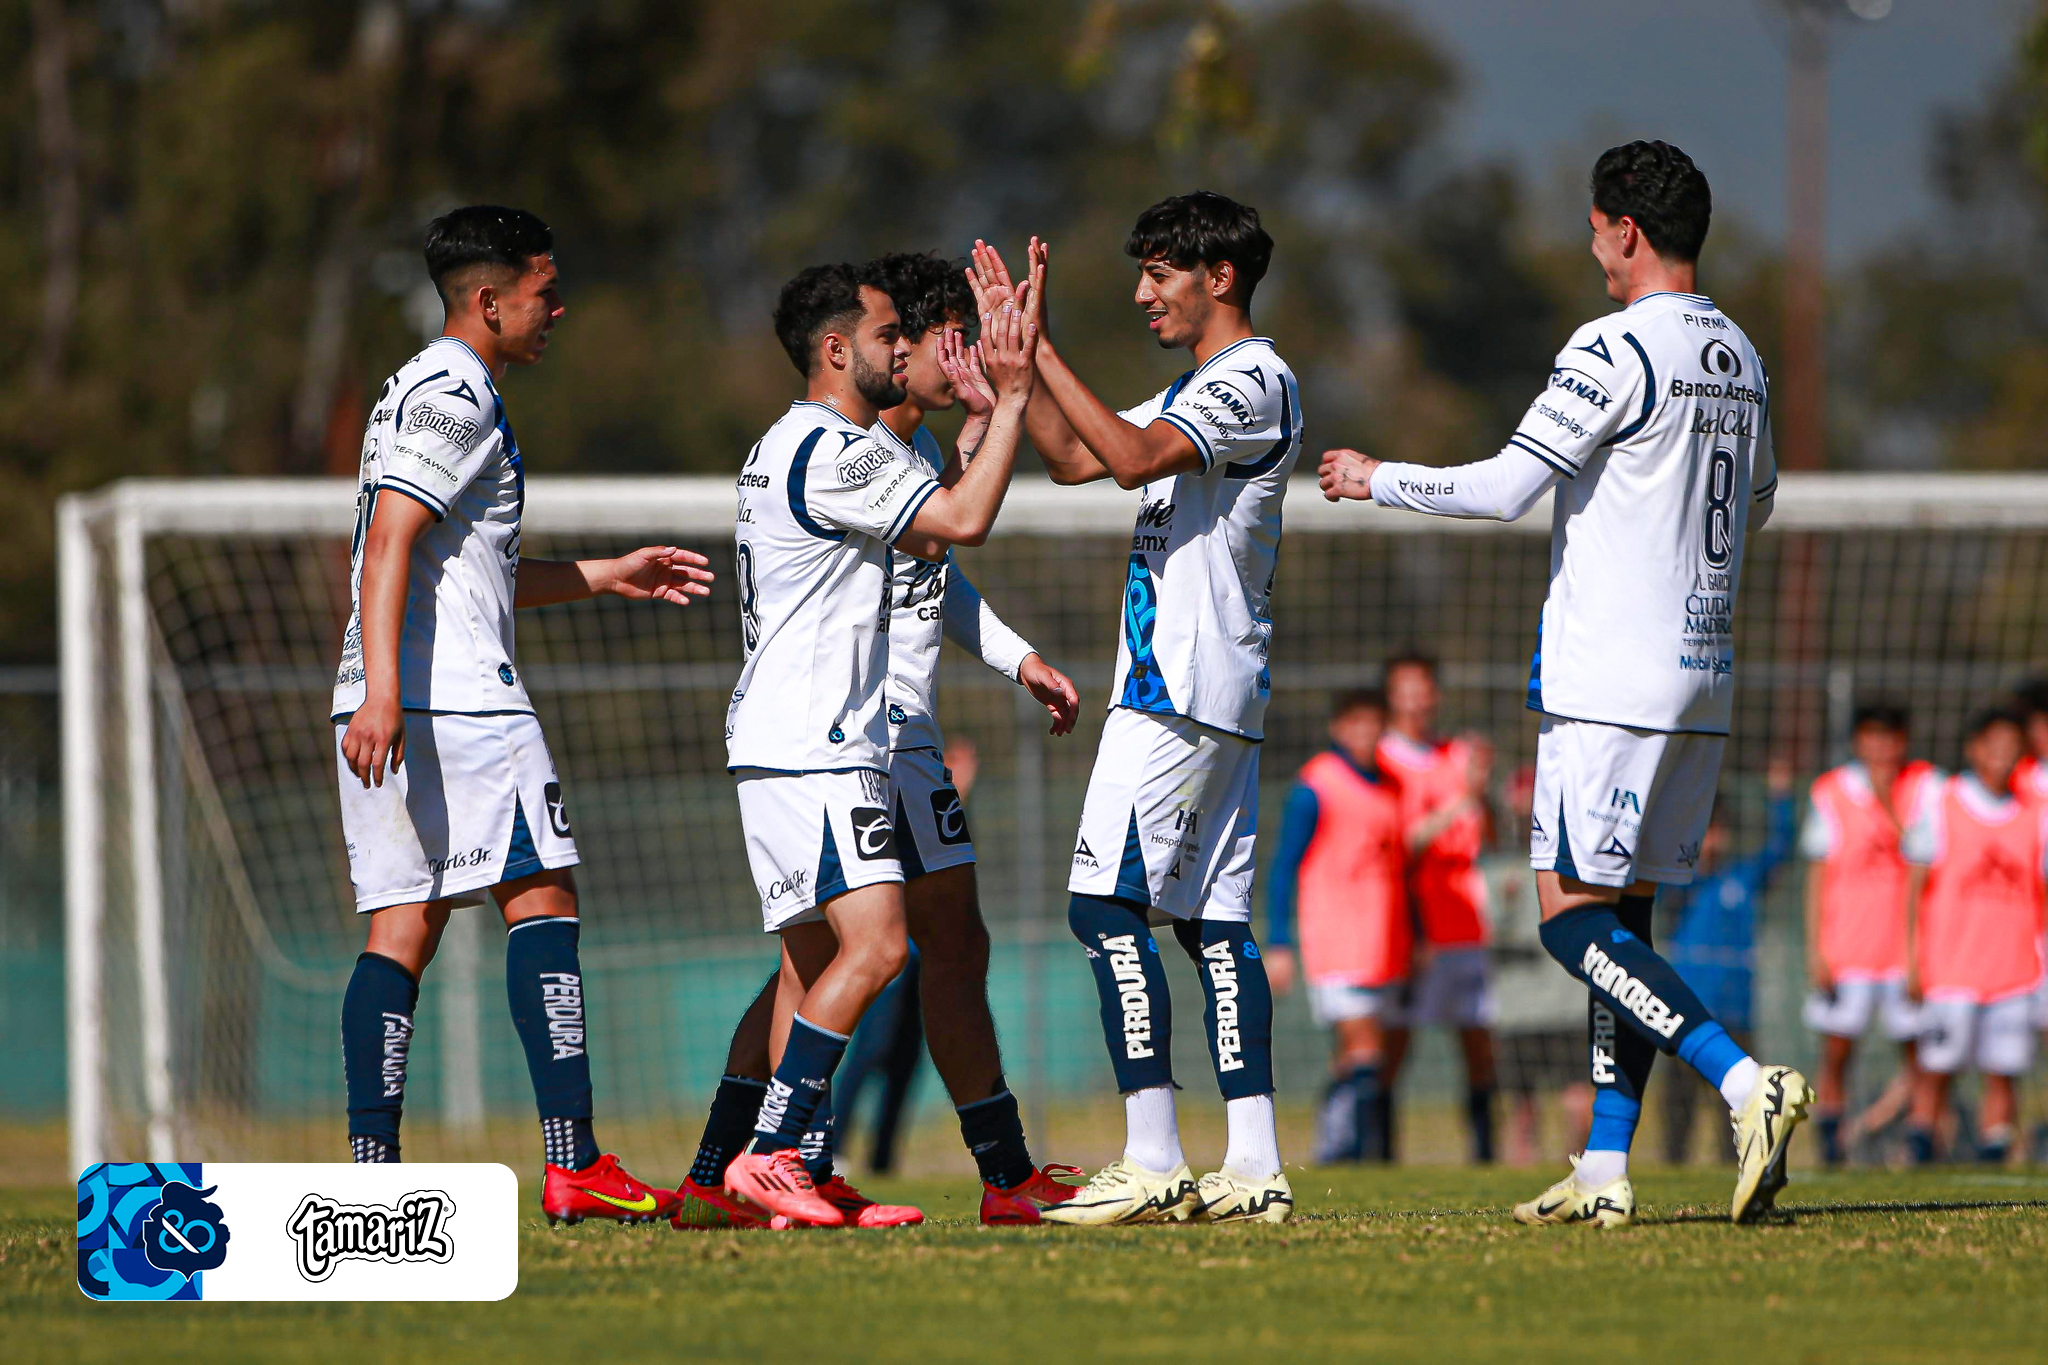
[1467,1086,1497,1164]
[689,1075,767,1187]
[1346,1065,1382,1162]
[1068,894,1174,1093]
[750,1015,848,1155]
[1584,894,1660,1161]
[1817,1113,1844,1166]
[1906,1126,1935,1165]
[1171,918,1275,1100]
[342,952,419,1154]
[1540,902,1737,1089]
[958,1080,1036,1190]
[1375,1088,1398,1163]
[799,1088,835,1183]
[506,915,598,1169]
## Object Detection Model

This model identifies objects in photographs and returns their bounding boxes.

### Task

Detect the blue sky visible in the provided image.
[1381,0,2030,259]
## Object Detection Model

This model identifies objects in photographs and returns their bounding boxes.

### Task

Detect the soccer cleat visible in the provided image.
[814,1174,924,1228]
[1190,1169,1294,1224]
[1036,1158,1198,1226]
[1731,1064,1816,1224]
[1511,1155,1635,1228]
[980,1163,1087,1226]
[670,1176,770,1231]
[542,1153,682,1226]
[723,1149,843,1228]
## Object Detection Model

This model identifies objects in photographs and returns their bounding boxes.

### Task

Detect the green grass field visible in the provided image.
[9,1166,2048,1364]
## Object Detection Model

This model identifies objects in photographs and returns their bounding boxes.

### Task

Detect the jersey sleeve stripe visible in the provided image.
[1752,475,1778,502]
[884,478,941,546]
[1608,331,1657,443]
[786,427,846,542]
[1508,433,1578,478]
[375,477,449,519]
[1223,375,1298,479]
[1158,412,1215,472]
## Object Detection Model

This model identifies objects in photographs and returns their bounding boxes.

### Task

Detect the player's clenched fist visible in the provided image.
[1318,447,1380,502]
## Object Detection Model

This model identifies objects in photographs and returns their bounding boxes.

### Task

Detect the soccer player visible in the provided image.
[676,252,1084,1229]
[718,261,1037,1228]
[2013,679,2048,1163]
[1320,141,1813,1227]
[1902,708,2048,1165]
[1661,764,1796,1163]
[1264,689,1411,1164]
[333,207,714,1224]
[1800,704,1936,1166]
[1373,653,1500,1164]
[973,190,1301,1225]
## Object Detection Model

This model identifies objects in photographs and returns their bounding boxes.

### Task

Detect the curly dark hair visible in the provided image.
[773,262,869,377]
[1589,141,1712,262]
[1125,191,1273,302]
[865,251,973,340]
[424,205,553,306]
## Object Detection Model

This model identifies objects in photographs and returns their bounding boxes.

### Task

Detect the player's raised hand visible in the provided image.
[1022,237,1049,339]
[1319,448,1381,503]
[342,700,405,788]
[938,327,995,418]
[978,288,1037,401]
[603,546,715,606]
[1019,653,1080,736]
[967,240,1017,315]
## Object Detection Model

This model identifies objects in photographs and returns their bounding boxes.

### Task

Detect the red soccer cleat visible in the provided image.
[815,1174,924,1229]
[723,1149,844,1228]
[542,1153,683,1226]
[980,1163,1087,1226]
[671,1176,771,1231]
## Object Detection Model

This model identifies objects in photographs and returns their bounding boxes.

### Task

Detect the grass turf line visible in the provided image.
[8,1167,2048,1364]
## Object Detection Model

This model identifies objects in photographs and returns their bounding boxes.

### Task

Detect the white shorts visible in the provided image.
[889,747,975,880]
[1067,708,1258,923]
[1395,947,1498,1029]
[735,767,904,932]
[1529,716,1725,888]
[1308,980,1404,1026]
[334,711,579,914]
[1917,991,2037,1076]
[1802,975,1920,1042]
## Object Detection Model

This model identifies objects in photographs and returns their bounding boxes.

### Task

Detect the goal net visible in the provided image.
[60,473,2048,1174]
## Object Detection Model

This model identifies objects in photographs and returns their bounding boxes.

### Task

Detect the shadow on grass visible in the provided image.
[1650,1198,2048,1225]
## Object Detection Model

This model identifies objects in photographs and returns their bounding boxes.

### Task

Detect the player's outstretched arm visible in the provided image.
[1319,444,1561,522]
[971,241,1104,485]
[896,294,1035,559]
[513,548,715,609]
[341,489,435,787]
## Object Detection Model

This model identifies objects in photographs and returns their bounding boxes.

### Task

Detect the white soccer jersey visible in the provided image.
[1111,336,1302,740]
[726,400,943,773]
[331,336,531,720]
[871,421,1034,754]
[1513,292,1776,735]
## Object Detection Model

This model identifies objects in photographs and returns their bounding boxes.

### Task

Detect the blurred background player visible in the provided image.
[1373,652,1499,1164]
[1800,703,1935,1166]
[2013,679,2048,1162]
[1660,762,1796,1164]
[980,191,1300,1225]
[1264,689,1411,1164]
[1322,140,1813,1228]
[1902,708,2048,1165]
[717,263,1036,1229]
[332,207,715,1225]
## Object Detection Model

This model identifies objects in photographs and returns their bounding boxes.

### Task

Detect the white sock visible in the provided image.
[1123,1086,1184,1172]
[1222,1094,1282,1180]
[1575,1148,1628,1188]
[1718,1057,1762,1112]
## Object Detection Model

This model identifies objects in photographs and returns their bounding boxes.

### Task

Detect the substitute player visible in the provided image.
[1801,703,1935,1165]
[676,252,1084,1229]
[333,206,714,1224]
[1374,653,1500,1164]
[974,190,1300,1225]
[2013,679,2048,1162]
[1902,709,2048,1165]
[1321,141,1813,1227]
[717,262,1037,1228]
[1264,689,1411,1164]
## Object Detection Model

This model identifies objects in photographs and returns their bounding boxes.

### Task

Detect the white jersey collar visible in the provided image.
[1956,772,2020,823]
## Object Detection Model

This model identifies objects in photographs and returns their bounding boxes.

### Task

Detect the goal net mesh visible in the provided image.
[64,476,2048,1171]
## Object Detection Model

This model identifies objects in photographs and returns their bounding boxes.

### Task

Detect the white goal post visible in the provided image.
[59,472,2048,1176]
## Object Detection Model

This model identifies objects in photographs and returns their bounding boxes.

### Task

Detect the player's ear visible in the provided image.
[1209,260,1235,303]
[476,281,499,327]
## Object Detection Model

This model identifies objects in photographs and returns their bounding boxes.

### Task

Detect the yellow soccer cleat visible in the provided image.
[1731,1064,1815,1224]
[1511,1155,1635,1229]
[1190,1169,1294,1224]
[1036,1158,1199,1226]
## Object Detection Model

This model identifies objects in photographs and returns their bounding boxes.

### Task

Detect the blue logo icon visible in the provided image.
[1242,940,1262,960]
[1611,928,1636,945]
[498,662,516,686]
[828,725,845,743]
[78,1163,214,1300]
[142,1181,231,1275]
